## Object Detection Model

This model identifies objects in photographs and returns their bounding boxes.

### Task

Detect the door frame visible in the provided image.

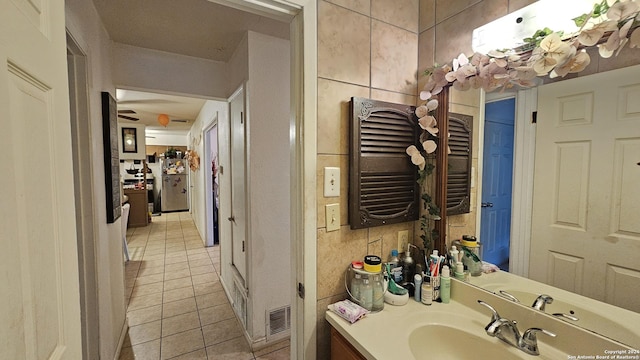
[211,1,317,358]
[477,89,536,277]
[66,31,101,360]
[203,118,219,248]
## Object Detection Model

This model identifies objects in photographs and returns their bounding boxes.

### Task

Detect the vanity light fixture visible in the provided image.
[472,0,599,53]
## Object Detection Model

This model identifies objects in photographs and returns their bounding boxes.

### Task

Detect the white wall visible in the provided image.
[111,43,229,99]
[247,31,291,343]
[145,130,189,147]
[188,100,228,244]
[65,1,127,359]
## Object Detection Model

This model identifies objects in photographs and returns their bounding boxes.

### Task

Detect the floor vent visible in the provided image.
[233,283,247,328]
[267,305,291,339]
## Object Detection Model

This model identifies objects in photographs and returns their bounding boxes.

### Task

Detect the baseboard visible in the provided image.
[113,320,129,360]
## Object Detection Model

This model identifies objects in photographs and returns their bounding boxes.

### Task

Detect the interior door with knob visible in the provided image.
[229,85,247,282]
[480,98,515,270]
[1,0,82,357]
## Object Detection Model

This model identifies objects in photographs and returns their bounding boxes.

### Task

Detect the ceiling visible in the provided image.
[115,89,208,133]
[92,0,289,62]
[93,0,289,135]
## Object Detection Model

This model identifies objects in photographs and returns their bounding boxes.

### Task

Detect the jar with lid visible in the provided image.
[461,235,482,276]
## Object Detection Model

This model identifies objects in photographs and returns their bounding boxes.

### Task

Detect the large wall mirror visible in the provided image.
[439,63,640,348]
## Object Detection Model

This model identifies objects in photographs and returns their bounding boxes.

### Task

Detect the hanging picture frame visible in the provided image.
[101,91,122,224]
[121,127,138,153]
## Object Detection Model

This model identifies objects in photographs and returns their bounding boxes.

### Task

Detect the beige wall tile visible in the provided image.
[316,294,345,360]
[317,227,368,299]
[371,20,418,94]
[418,27,435,92]
[435,0,482,23]
[325,0,371,15]
[318,1,371,86]
[368,222,414,262]
[508,0,536,12]
[450,87,481,108]
[419,0,435,32]
[371,0,419,32]
[366,235,383,258]
[434,0,508,65]
[317,78,369,155]
[316,155,349,228]
[370,89,417,106]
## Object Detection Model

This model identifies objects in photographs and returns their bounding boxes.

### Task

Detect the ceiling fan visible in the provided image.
[117,109,139,121]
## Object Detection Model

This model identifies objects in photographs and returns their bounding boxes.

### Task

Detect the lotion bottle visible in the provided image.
[421,276,432,305]
[414,274,422,302]
[440,265,451,304]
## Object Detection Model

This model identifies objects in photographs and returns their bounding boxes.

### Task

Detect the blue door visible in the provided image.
[481,98,515,271]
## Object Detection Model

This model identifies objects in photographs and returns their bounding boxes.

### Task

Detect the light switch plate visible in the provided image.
[324,167,340,197]
[325,203,340,232]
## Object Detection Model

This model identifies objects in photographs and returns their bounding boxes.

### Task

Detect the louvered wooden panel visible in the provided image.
[350,97,420,229]
[447,113,473,215]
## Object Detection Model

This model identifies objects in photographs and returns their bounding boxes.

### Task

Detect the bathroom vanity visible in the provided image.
[326,279,636,359]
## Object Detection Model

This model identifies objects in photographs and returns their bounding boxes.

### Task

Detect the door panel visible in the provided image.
[230,86,247,281]
[0,0,82,358]
[481,99,515,269]
[531,65,640,312]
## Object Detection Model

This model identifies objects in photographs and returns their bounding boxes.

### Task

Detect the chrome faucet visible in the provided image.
[531,294,553,311]
[499,290,520,303]
[478,300,557,356]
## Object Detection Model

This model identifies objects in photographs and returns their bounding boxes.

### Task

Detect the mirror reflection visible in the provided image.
[446,63,640,348]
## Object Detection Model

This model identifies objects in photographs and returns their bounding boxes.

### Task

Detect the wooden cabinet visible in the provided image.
[124,189,148,227]
[330,327,366,360]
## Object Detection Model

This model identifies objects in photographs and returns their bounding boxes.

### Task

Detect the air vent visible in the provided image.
[232,282,247,328]
[350,97,420,229]
[267,305,291,339]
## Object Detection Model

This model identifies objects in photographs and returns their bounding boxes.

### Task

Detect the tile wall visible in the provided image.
[316,0,419,358]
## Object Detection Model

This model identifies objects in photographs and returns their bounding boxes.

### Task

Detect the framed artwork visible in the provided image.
[122,127,138,153]
[101,92,122,224]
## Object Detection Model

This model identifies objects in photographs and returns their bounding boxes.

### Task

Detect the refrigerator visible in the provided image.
[161,158,189,212]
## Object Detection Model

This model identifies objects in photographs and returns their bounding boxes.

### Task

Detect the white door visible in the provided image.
[530,65,640,312]
[229,85,247,281]
[0,0,83,359]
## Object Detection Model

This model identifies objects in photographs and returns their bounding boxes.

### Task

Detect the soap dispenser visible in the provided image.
[402,244,415,283]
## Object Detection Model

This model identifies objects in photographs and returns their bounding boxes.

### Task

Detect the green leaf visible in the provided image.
[573,14,588,27]
[422,193,432,203]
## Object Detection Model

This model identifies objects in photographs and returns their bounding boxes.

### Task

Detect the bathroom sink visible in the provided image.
[409,324,522,359]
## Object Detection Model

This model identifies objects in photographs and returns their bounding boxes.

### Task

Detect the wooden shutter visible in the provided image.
[349,97,420,229]
[447,112,473,215]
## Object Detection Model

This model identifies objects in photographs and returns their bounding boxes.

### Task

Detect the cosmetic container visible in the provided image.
[414,274,422,302]
[421,276,432,305]
[440,265,451,304]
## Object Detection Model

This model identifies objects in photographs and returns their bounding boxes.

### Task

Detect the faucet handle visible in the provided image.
[532,294,553,311]
[477,300,500,322]
[519,327,557,355]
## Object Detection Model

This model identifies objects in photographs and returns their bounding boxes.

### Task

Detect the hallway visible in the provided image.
[119,212,289,360]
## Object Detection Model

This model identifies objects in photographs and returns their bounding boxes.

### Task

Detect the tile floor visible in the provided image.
[119,212,290,360]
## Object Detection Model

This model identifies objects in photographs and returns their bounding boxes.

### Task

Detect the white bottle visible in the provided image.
[421,276,432,305]
[414,274,422,302]
[360,278,373,311]
[440,265,451,304]
[372,274,384,311]
[351,273,362,302]
[450,246,459,266]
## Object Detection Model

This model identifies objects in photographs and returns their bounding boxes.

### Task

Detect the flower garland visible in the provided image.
[406,0,640,251]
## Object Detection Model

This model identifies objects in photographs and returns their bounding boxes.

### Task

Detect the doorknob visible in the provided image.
[481,202,494,208]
